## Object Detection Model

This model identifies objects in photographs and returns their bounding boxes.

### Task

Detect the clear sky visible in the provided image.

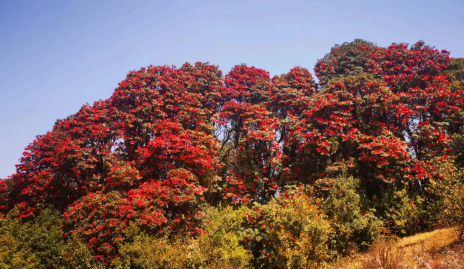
[0,0,463,178]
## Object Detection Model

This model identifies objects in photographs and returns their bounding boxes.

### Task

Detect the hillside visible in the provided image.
[0,40,463,268]
[333,227,464,269]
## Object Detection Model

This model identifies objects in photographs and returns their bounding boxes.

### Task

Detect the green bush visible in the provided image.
[313,176,383,254]
[386,188,425,235]
[197,205,252,268]
[243,190,335,268]
[118,231,195,269]
[117,205,252,268]
[0,208,65,269]
[0,234,39,269]
[382,157,464,236]
[425,158,464,232]
[60,235,106,269]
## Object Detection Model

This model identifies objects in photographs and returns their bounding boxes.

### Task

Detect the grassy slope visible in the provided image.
[331,227,464,269]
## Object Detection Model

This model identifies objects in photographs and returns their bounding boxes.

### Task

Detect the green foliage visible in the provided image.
[243,190,335,268]
[313,176,383,253]
[118,232,195,269]
[385,188,425,236]
[446,58,464,83]
[315,39,383,87]
[60,235,106,269]
[446,58,464,169]
[198,205,252,267]
[116,206,252,268]
[0,208,65,269]
[424,157,464,231]
[0,234,39,269]
[380,157,464,236]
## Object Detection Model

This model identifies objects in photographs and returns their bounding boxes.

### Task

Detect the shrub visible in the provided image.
[426,158,464,233]
[313,176,383,254]
[60,235,105,269]
[0,208,65,269]
[197,205,252,268]
[386,188,425,236]
[0,234,39,269]
[62,168,207,265]
[117,205,252,268]
[243,190,335,268]
[118,231,194,269]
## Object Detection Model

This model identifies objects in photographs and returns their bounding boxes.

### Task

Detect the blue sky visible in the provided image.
[0,0,463,178]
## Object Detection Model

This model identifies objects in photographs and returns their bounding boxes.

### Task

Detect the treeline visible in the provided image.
[0,40,463,268]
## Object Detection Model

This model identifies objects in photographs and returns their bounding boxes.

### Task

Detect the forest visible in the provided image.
[0,39,463,268]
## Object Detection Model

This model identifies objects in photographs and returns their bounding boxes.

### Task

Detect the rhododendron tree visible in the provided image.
[315,40,462,165]
[62,168,207,264]
[315,39,384,87]
[214,65,281,203]
[291,75,411,186]
[269,67,318,187]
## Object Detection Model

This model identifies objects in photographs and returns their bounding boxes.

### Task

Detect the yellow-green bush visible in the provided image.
[383,157,464,236]
[0,208,65,269]
[0,234,39,269]
[116,205,252,268]
[60,235,106,269]
[386,188,425,235]
[313,176,383,253]
[244,190,335,268]
[426,158,464,232]
[197,205,252,268]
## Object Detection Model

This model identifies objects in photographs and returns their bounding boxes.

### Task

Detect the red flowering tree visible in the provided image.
[214,65,280,203]
[269,67,318,186]
[315,39,384,87]
[62,168,206,264]
[316,40,462,164]
[290,75,412,191]
[313,41,463,232]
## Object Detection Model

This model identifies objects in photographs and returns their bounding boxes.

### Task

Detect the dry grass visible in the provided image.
[330,227,464,269]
